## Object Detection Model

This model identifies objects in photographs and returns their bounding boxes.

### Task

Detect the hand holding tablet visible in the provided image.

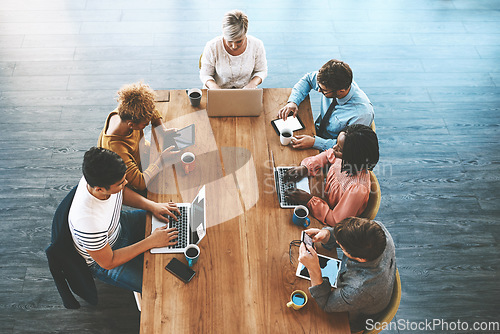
[271,115,305,136]
[296,252,342,288]
[297,231,341,288]
[162,124,195,151]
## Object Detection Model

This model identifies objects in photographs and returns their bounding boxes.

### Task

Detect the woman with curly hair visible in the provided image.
[284,124,379,226]
[200,9,268,89]
[98,81,177,192]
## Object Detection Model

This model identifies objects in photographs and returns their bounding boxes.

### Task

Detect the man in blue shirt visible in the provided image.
[278,59,374,151]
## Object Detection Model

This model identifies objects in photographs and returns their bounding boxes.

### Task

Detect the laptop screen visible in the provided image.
[190,186,206,244]
[270,151,280,195]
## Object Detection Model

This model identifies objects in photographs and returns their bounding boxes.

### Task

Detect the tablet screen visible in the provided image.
[161,124,195,151]
[271,116,305,135]
[173,124,195,150]
[296,254,342,288]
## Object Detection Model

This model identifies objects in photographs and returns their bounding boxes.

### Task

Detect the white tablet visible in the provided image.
[173,124,195,150]
[296,253,342,288]
[161,124,195,151]
[271,115,305,136]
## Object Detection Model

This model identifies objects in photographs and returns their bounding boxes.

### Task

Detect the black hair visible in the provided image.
[334,217,387,261]
[341,124,379,176]
[82,147,126,189]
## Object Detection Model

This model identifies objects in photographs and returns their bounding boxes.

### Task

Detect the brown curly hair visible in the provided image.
[317,59,353,91]
[116,82,156,123]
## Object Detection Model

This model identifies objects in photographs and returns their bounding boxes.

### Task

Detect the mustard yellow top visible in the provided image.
[97,109,162,191]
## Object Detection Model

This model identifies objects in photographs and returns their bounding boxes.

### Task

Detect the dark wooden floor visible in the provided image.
[1,1,499,333]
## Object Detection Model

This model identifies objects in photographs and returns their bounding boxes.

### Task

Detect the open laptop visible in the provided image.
[150,186,206,254]
[207,88,263,117]
[270,151,310,209]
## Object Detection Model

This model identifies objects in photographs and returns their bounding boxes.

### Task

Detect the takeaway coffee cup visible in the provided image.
[187,88,202,107]
[292,205,311,228]
[280,128,296,146]
[181,152,196,174]
[286,290,308,310]
[184,244,200,267]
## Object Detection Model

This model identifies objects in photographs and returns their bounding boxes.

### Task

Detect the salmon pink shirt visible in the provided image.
[301,149,371,226]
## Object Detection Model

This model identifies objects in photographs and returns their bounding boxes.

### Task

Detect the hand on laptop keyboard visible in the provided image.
[153,201,180,222]
[166,206,189,249]
[149,226,179,248]
[285,189,313,205]
[284,166,308,182]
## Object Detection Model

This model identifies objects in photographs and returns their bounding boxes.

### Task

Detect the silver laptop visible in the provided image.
[207,88,263,117]
[270,151,310,209]
[150,186,206,254]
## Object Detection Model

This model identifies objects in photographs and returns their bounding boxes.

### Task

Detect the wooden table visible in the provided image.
[140,89,350,334]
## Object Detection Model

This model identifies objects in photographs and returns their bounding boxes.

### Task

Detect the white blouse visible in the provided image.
[199,35,268,89]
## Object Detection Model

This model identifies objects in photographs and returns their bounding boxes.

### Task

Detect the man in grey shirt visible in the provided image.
[299,217,396,332]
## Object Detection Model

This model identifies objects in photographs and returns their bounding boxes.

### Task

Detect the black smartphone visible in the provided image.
[165,258,196,283]
[301,231,314,249]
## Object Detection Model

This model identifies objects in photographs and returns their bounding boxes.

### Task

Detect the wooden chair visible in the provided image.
[360,171,381,220]
[363,269,401,334]
[199,53,202,69]
[370,120,376,132]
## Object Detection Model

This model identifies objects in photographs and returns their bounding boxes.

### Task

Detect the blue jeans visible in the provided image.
[89,210,146,293]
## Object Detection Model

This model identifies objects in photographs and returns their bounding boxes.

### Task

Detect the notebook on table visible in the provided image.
[270,151,310,209]
[207,88,263,117]
[150,186,206,254]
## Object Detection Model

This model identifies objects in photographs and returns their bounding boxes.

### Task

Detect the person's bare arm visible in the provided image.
[291,134,315,149]
[243,76,262,89]
[88,226,178,270]
[277,102,299,121]
[298,243,323,286]
[122,186,179,221]
[205,79,220,89]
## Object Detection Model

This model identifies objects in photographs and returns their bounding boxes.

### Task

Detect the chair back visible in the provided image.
[46,186,97,308]
[199,53,203,69]
[370,120,376,132]
[360,171,381,220]
[363,269,401,334]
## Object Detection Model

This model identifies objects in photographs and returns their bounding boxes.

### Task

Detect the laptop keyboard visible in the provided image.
[277,168,301,207]
[168,206,189,249]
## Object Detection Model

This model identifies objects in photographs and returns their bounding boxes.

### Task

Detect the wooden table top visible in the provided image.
[140,88,350,334]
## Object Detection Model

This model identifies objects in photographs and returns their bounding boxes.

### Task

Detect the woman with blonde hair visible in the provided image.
[200,9,268,89]
[98,81,177,193]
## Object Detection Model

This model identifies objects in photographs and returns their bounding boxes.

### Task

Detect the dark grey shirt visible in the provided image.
[309,221,396,332]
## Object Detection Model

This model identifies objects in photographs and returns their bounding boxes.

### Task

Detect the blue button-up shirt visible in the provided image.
[288,71,374,151]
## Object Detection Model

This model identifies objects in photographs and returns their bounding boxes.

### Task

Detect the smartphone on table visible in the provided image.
[165,258,196,283]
